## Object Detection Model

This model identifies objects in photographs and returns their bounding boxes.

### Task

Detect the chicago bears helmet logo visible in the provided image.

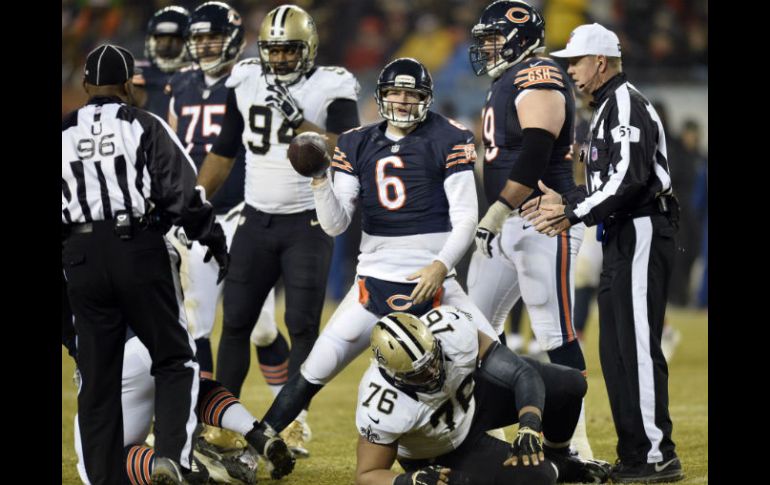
[505,7,530,24]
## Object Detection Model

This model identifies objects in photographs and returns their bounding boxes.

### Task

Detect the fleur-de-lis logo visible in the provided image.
[373,346,387,365]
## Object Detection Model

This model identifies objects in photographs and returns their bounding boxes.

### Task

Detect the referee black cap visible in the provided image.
[84,44,135,86]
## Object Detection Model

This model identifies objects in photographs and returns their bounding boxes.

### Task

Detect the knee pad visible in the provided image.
[250,320,278,347]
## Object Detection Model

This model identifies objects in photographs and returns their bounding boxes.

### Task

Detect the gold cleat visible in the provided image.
[201,424,248,451]
[280,420,310,459]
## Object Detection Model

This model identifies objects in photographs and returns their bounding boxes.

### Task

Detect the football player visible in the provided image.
[196,4,361,464]
[466,0,593,457]
[165,1,288,398]
[133,6,190,117]
[254,57,497,455]
[355,307,611,485]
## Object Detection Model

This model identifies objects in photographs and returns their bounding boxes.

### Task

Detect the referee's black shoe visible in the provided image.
[245,421,296,479]
[610,456,684,483]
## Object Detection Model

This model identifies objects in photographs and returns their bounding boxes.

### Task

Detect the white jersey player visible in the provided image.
[354,307,611,485]
[197,4,361,461]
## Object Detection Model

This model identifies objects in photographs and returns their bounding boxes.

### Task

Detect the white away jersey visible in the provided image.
[227,59,359,213]
[355,306,480,459]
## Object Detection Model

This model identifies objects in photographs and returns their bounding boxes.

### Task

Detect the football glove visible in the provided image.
[508,412,544,466]
[394,466,450,485]
[199,222,229,284]
[475,200,514,257]
[266,83,304,129]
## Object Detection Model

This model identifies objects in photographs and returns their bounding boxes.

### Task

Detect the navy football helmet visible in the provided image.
[469,0,545,78]
[375,58,433,129]
[186,1,245,75]
[145,6,190,73]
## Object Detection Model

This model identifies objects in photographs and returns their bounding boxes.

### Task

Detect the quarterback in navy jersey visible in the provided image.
[253,58,503,452]
[133,6,190,117]
[466,0,593,458]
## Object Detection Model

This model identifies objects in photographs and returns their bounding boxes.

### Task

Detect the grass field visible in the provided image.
[61,302,707,484]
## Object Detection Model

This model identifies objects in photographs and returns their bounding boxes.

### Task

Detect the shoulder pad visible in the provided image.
[227,58,262,88]
[313,66,360,100]
[513,57,566,91]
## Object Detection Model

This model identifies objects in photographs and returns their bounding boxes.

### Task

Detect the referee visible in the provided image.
[62,44,228,484]
[524,24,684,483]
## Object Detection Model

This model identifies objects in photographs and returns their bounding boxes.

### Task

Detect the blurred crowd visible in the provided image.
[62,0,707,308]
[63,0,708,116]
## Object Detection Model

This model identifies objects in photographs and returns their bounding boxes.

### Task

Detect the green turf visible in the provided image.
[61,303,707,484]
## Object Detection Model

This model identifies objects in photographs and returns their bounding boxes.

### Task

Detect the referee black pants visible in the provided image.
[63,222,199,484]
[598,214,677,465]
[217,205,333,397]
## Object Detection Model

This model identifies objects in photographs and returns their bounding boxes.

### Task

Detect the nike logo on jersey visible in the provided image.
[368,414,380,424]
[654,459,677,472]
[310,219,321,226]
[522,223,532,230]
[530,61,544,67]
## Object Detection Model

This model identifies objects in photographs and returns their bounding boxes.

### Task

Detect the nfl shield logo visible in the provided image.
[391,144,400,153]
[591,146,598,161]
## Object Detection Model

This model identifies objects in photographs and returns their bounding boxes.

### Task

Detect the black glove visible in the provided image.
[394,465,449,485]
[199,222,229,284]
[508,412,544,466]
[266,83,304,129]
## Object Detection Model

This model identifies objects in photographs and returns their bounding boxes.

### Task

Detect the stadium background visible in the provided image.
[61,1,708,483]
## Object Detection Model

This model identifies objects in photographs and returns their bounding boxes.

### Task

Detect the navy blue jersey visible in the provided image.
[134,60,173,119]
[480,57,576,205]
[168,66,245,214]
[333,111,476,237]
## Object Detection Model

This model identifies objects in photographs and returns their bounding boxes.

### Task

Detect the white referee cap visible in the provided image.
[550,23,622,58]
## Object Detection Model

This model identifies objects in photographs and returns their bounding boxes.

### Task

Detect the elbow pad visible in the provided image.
[507,128,555,189]
[478,341,545,412]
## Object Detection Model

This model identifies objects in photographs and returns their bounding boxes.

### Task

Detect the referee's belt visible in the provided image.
[606,195,679,226]
[66,217,150,235]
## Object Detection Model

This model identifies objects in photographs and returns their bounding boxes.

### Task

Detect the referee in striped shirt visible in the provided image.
[62,44,228,484]
[523,24,684,483]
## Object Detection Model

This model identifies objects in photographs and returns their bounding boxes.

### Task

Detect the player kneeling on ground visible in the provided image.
[354,306,611,485]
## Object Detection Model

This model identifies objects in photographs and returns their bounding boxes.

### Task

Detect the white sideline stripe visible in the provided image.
[631,217,664,463]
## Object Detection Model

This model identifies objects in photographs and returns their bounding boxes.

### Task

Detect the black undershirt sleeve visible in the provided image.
[325,98,360,134]
[211,88,245,158]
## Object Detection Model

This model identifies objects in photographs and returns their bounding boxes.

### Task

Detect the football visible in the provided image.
[288,132,331,177]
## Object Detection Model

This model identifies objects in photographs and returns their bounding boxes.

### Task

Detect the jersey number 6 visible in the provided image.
[376,156,406,210]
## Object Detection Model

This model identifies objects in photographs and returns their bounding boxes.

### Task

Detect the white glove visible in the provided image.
[475,201,514,257]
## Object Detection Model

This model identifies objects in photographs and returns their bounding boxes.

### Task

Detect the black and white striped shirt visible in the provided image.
[62,96,215,238]
[565,73,673,226]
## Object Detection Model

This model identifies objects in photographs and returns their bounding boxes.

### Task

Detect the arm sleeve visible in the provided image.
[477,341,545,412]
[325,98,360,134]
[141,112,217,240]
[311,172,359,237]
[436,171,478,271]
[211,88,245,158]
[571,95,657,226]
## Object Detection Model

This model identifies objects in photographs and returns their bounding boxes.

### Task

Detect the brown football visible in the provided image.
[287,132,330,177]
